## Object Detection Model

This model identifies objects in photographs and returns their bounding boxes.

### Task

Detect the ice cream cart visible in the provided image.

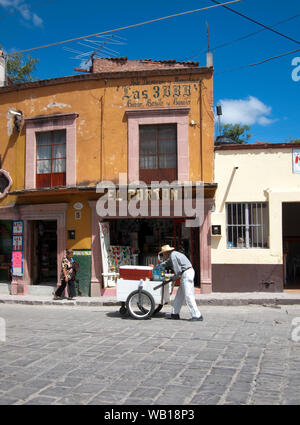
[116,265,173,319]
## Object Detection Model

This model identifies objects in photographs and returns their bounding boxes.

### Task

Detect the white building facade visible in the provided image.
[211,143,300,292]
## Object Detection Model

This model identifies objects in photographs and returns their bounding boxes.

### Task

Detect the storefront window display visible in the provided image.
[99,218,200,287]
[109,219,174,266]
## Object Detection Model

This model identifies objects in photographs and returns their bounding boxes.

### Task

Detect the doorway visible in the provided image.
[32,220,57,284]
[282,203,300,291]
[0,220,12,282]
[173,219,200,287]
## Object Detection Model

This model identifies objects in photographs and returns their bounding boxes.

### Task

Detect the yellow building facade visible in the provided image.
[0,58,216,296]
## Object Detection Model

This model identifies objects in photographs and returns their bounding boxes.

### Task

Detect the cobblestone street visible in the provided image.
[0,303,300,405]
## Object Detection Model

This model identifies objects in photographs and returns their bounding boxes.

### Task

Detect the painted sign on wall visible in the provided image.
[118,81,199,108]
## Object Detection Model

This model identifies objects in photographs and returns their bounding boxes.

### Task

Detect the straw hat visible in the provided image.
[159,244,175,255]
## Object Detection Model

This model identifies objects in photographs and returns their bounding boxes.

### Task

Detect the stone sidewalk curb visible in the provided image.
[1,292,300,307]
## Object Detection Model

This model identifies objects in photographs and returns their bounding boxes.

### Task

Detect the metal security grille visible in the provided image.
[226,203,268,249]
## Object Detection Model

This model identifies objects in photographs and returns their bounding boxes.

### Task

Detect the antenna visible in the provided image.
[85,34,114,65]
[206,22,210,52]
[63,34,127,69]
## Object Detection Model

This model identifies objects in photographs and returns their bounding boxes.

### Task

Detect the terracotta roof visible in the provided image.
[91,57,201,74]
[0,66,212,93]
[215,142,300,151]
[98,57,199,66]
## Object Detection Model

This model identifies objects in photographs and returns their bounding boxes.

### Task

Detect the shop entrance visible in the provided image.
[32,220,57,284]
[106,218,200,286]
[0,220,12,282]
[283,202,300,291]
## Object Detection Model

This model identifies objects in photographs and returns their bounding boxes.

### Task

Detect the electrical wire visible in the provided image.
[183,14,300,61]
[215,47,300,75]
[6,0,242,56]
[209,0,300,45]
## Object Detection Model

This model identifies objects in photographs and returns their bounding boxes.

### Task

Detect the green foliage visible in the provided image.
[221,124,252,144]
[3,48,39,84]
[288,138,300,143]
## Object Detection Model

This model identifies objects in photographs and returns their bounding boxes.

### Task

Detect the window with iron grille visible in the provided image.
[36,130,66,188]
[139,124,177,183]
[226,203,269,249]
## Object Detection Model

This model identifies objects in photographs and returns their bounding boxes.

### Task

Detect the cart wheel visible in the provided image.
[153,304,163,315]
[119,305,127,316]
[126,290,155,320]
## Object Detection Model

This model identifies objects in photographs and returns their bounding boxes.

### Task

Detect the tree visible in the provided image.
[288,138,300,143]
[1,47,39,84]
[221,124,252,144]
[7,53,39,84]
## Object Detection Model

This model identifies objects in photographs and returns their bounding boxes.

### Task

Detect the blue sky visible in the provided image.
[0,0,299,143]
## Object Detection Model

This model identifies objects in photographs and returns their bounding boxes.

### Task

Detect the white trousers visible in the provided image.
[172,268,201,318]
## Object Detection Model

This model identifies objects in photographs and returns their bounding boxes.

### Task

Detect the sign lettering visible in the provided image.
[121,82,196,107]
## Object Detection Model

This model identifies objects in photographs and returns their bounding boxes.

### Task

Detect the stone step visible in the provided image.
[27,285,56,296]
[0,283,10,294]
[0,283,56,296]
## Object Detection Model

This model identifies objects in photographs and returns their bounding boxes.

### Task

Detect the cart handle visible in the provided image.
[153,280,172,291]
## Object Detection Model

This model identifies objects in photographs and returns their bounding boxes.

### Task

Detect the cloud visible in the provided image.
[0,0,43,27]
[216,96,275,126]
[32,13,43,27]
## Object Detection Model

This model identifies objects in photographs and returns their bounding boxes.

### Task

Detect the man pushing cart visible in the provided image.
[116,244,203,322]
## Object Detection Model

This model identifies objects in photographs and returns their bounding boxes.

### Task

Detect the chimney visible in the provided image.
[0,50,6,87]
[206,52,213,68]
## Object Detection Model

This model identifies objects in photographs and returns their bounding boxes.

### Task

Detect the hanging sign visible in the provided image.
[12,220,23,235]
[12,235,23,251]
[293,149,300,173]
[11,220,24,277]
[11,251,23,276]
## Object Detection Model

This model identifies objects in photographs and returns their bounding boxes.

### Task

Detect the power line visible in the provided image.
[215,47,300,75]
[210,14,300,51]
[183,14,300,61]
[6,0,242,56]
[209,0,300,45]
